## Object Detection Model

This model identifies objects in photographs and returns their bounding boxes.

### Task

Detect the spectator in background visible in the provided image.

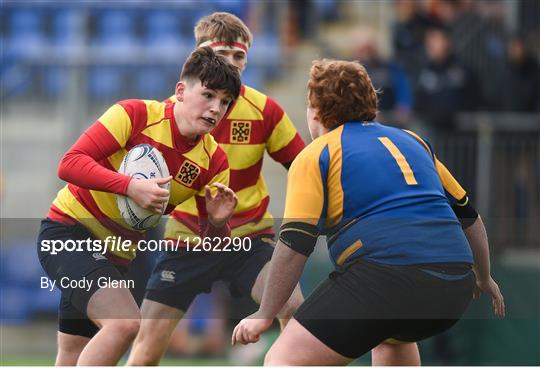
[414,26,480,133]
[409,0,508,110]
[392,0,440,77]
[498,34,540,112]
[351,27,413,127]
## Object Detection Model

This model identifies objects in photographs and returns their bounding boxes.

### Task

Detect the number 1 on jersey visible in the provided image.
[378,137,418,185]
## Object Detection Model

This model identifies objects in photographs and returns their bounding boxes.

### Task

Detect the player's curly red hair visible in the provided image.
[308,59,379,130]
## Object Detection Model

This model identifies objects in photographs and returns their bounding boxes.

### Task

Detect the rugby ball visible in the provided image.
[117,144,170,230]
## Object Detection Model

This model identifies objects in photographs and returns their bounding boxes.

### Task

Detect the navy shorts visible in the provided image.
[37,219,128,338]
[294,258,475,359]
[145,236,274,312]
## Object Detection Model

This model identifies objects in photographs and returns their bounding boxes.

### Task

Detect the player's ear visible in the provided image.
[175,82,185,102]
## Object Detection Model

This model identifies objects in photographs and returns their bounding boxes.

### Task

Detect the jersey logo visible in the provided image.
[230,121,251,144]
[176,160,201,187]
[160,270,176,282]
[92,253,107,261]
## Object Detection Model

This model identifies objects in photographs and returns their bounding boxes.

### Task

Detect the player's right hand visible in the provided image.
[126,176,172,213]
[231,312,273,346]
[473,276,505,317]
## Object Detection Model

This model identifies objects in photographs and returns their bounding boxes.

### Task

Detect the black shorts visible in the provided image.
[37,219,128,338]
[145,236,274,312]
[294,258,475,359]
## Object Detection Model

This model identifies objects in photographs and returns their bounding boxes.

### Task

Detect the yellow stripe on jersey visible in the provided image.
[164,218,200,243]
[266,113,298,154]
[435,159,466,200]
[140,101,173,148]
[231,214,274,237]
[207,167,230,188]
[174,197,198,216]
[403,129,466,198]
[220,143,265,170]
[169,184,198,207]
[283,137,327,225]
[403,129,433,157]
[235,176,267,213]
[89,190,126,228]
[242,85,267,112]
[203,134,219,157]
[336,240,363,265]
[52,187,136,259]
[107,148,128,172]
[326,127,344,228]
[165,210,274,240]
[98,104,132,146]
[378,137,418,185]
[142,119,173,149]
[227,97,264,120]
[181,135,220,171]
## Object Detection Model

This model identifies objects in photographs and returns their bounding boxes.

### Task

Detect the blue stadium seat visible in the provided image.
[91,9,140,58]
[88,65,125,100]
[51,8,85,56]
[5,8,48,61]
[212,0,247,19]
[0,243,55,322]
[249,33,281,79]
[241,67,264,90]
[0,284,32,323]
[44,9,86,97]
[142,9,191,58]
[3,8,48,97]
[134,66,177,100]
[137,10,190,98]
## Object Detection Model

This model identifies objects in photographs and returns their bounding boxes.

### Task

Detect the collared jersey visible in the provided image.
[47,99,229,262]
[164,85,305,241]
[284,122,473,266]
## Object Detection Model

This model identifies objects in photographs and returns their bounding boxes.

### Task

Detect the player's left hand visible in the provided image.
[231,312,273,345]
[473,276,505,317]
[205,183,237,227]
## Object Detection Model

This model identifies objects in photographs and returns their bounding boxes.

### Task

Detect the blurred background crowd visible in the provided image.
[1,0,539,365]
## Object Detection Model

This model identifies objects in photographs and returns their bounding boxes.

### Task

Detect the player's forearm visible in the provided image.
[464,215,491,281]
[58,125,131,194]
[59,151,131,194]
[258,240,307,319]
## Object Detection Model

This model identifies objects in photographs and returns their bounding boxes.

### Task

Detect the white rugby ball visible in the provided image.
[117,144,170,230]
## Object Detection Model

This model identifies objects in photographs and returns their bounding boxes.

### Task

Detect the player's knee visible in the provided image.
[129,348,161,366]
[107,319,141,341]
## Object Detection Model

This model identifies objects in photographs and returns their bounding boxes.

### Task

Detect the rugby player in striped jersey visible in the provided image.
[37,47,240,365]
[128,12,306,365]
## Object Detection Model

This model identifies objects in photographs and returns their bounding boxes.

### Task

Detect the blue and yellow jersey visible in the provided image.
[284,122,473,266]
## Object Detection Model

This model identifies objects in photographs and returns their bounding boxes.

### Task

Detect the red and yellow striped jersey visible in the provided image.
[164,85,305,241]
[47,99,229,263]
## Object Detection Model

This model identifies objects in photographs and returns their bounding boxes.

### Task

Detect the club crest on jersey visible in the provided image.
[231,121,251,144]
[176,159,200,187]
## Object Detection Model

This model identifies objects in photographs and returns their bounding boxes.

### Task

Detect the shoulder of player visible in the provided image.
[400,128,434,157]
[240,84,283,114]
[291,132,335,169]
[114,99,164,117]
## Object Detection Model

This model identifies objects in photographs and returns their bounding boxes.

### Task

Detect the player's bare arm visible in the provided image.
[464,215,505,317]
[232,240,307,345]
